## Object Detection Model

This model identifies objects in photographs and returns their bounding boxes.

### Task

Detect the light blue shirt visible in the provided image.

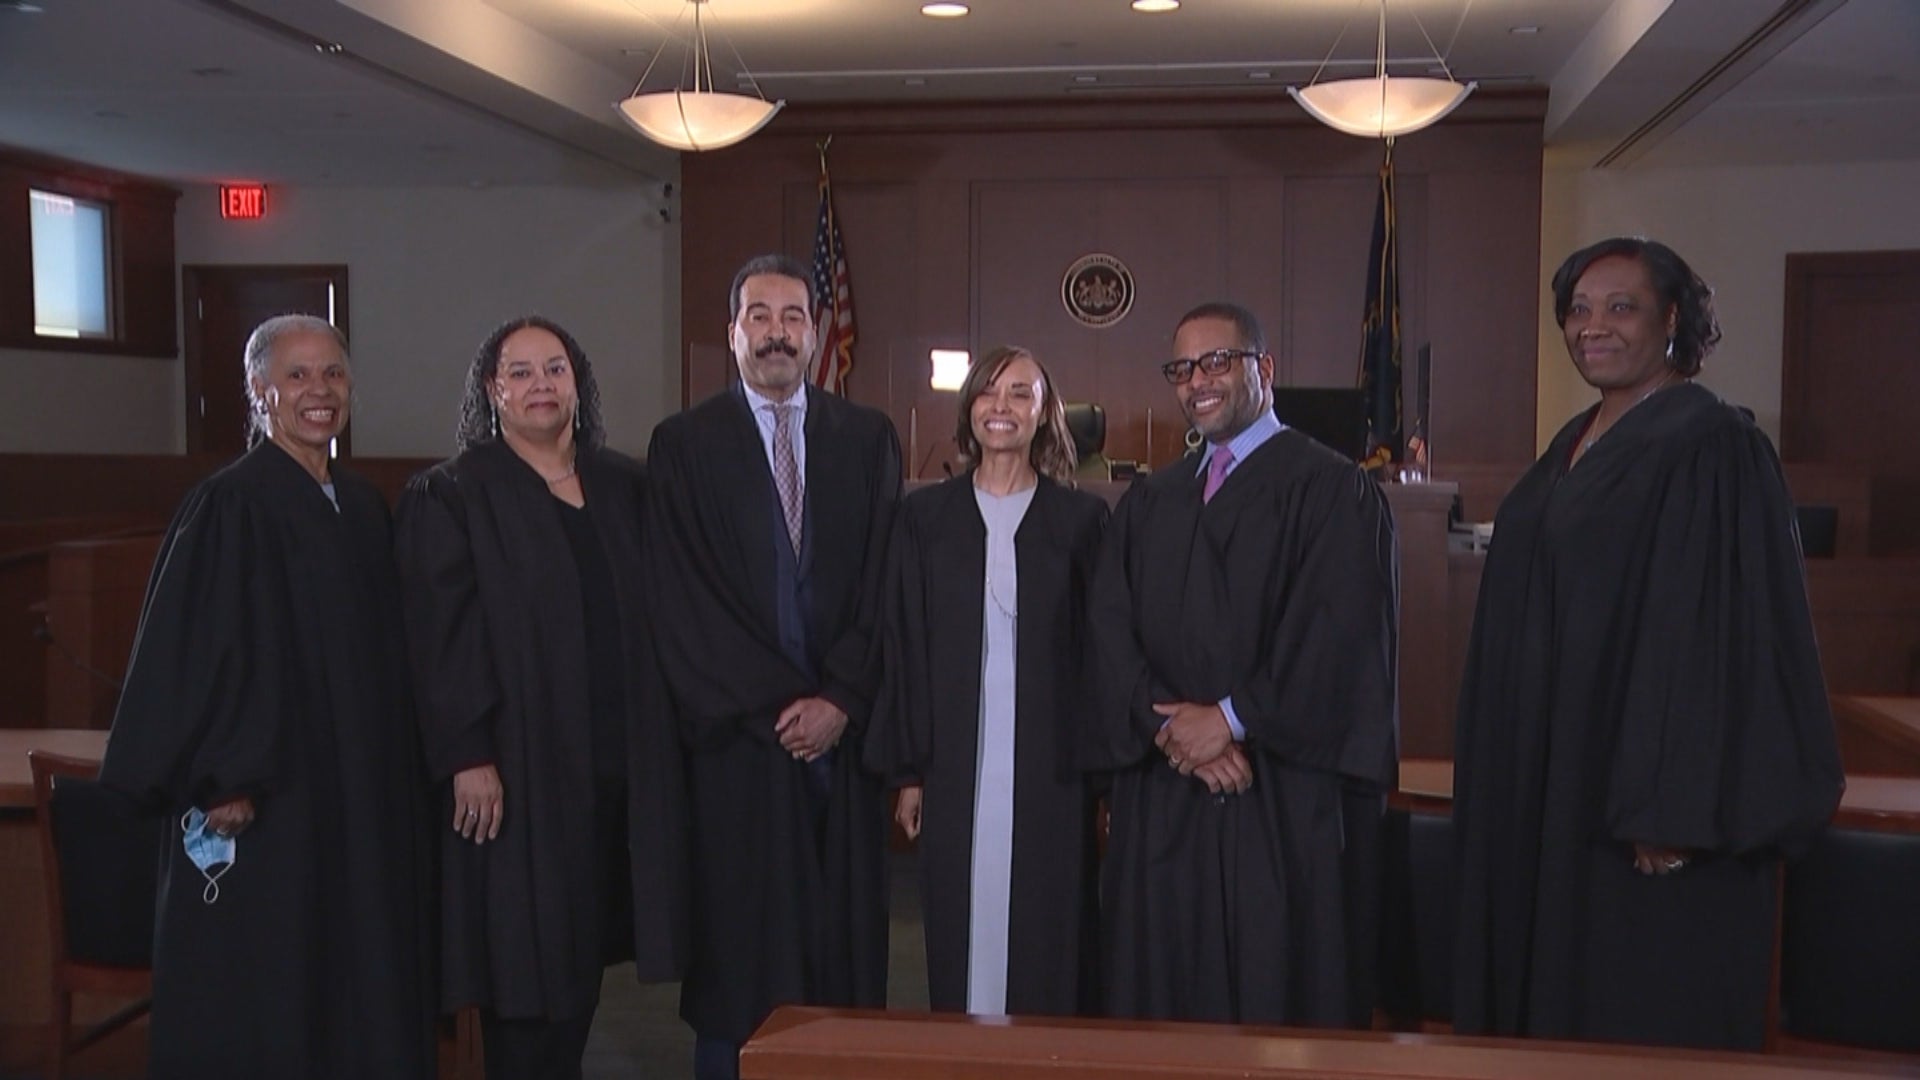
[1195,405,1287,742]
[743,381,809,481]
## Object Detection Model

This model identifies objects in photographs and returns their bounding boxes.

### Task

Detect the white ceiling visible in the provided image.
[0,0,1915,188]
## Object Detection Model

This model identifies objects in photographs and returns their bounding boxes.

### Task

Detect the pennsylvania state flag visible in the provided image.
[1358,144,1402,471]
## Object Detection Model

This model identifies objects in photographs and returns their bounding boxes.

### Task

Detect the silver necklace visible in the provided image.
[985,568,1017,620]
[1581,375,1679,452]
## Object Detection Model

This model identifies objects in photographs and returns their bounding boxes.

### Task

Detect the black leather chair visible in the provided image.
[30,751,157,1080]
[1062,402,1111,481]
[1778,808,1920,1054]
[1377,798,1455,1028]
[1795,504,1839,558]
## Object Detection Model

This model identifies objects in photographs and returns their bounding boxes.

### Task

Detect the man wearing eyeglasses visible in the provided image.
[1084,301,1399,1028]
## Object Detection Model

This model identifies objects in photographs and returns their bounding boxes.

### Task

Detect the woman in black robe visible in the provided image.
[867,346,1108,1016]
[1451,237,1844,1050]
[101,315,435,1080]
[396,316,685,1080]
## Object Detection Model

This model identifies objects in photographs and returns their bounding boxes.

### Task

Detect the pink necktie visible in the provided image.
[771,404,804,554]
[1203,444,1234,503]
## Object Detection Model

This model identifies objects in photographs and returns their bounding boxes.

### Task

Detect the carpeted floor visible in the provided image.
[7,855,926,1080]
[584,852,927,1078]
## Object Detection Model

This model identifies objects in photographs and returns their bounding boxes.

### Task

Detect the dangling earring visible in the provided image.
[1665,336,1676,365]
[489,403,500,440]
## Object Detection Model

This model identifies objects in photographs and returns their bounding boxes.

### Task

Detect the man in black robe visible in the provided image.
[643,254,901,1080]
[100,315,434,1080]
[1085,301,1398,1027]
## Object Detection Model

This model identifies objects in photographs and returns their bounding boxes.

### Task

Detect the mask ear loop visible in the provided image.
[201,861,232,905]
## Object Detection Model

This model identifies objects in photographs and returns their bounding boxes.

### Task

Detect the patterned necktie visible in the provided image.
[1202,443,1235,503]
[771,403,804,555]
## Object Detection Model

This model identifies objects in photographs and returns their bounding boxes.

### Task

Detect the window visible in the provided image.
[1,149,179,357]
[29,188,113,339]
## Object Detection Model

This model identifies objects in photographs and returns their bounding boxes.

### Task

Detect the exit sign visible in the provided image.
[220,185,267,219]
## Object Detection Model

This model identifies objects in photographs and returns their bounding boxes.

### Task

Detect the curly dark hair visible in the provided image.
[456,315,605,452]
[1550,237,1721,377]
[953,346,1078,485]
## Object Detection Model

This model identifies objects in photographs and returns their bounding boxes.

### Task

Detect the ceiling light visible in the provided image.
[616,0,783,153]
[921,3,969,16]
[1073,74,1098,84]
[1288,0,1474,139]
[0,2,45,12]
[1132,0,1181,11]
[1509,25,1541,35]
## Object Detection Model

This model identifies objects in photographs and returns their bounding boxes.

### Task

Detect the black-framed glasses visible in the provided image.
[1161,348,1257,385]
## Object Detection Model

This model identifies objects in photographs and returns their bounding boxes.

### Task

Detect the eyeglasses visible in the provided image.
[1161,348,1258,385]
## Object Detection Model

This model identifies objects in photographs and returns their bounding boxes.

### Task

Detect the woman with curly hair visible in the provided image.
[866,345,1109,1017]
[1451,238,1842,1050]
[395,316,685,1078]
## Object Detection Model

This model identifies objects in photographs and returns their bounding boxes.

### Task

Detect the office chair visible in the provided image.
[29,751,157,1080]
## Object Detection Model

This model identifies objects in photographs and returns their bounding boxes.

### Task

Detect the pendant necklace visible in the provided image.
[1582,374,1679,453]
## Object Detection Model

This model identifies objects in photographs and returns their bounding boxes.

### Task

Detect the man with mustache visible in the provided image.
[643,254,902,1080]
[1083,301,1399,1027]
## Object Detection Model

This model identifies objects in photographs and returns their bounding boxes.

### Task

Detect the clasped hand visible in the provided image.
[776,696,847,761]
[1152,701,1253,795]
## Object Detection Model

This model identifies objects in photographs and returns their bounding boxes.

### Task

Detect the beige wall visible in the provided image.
[176,183,680,459]
[1537,158,1920,452]
[2,181,679,459]
[0,347,178,453]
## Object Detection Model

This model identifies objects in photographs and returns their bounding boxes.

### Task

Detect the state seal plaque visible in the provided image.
[1061,253,1135,329]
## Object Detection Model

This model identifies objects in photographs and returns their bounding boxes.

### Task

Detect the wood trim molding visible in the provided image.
[768,86,1548,138]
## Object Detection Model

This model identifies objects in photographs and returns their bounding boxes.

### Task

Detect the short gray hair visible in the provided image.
[242,315,350,444]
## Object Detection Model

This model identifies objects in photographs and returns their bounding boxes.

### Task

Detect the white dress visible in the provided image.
[965,483,1035,1015]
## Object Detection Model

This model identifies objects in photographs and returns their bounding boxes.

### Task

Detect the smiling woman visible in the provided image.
[867,344,1108,1018]
[243,314,352,481]
[396,314,686,1080]
[1451,236,1842,1051]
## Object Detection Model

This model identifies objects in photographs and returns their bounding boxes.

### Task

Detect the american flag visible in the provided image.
[810,157,856,395]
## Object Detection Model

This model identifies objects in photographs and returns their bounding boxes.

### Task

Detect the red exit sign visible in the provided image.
[220,185,267,219]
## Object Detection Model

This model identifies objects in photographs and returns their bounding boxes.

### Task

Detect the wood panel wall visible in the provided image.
[1781,249,1920,554]
[679,92,1546,481]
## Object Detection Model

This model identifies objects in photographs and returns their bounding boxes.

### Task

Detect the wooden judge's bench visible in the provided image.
[741,1007,1913,1079]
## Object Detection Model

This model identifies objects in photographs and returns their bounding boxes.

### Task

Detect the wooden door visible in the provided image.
[181,266,350,458]
[1782,251,1920,554]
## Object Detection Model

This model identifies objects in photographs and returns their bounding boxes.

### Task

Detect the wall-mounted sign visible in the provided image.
[1061,252,1134,329]
[219,184,267,220]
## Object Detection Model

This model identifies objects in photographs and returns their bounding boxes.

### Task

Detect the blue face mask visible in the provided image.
[180,808,236,904]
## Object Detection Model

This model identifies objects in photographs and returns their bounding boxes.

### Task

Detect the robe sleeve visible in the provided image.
[1081,486,1164,770]
[639,420,814,733]
[815,417,903,733]
[1227,467,1399,785]
[1606,423,1844,856]
[100,482,293,812]
[863,501,931,787]
[1060,493,1112,779]
[393,468,502,782]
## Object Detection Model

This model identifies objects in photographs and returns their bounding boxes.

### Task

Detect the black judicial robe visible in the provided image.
[394,441,687,1020]
[866,474,1108,1016]
[1452,382,1843,1051]
[99,441,435,1080]
[642,386,902,1044]
[1084,431,1399,1027]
